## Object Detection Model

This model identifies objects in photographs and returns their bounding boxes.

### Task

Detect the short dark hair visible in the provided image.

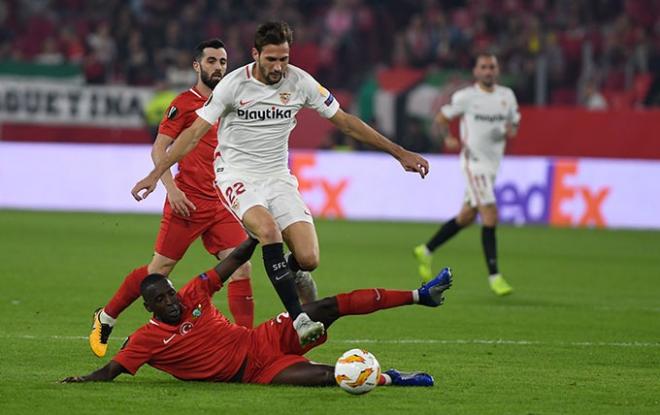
[254,21,293,52]
[194,38,226,62]
[140,273,168,297]
[473,53,497,67]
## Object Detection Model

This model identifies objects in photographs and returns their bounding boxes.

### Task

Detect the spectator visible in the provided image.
[582,80,608,110]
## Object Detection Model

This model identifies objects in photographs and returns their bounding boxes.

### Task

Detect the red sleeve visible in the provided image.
[112,330,154,375]
[178,269,224,299]
[158,94,197,139]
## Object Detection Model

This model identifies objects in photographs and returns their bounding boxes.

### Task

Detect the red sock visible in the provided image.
[335,289,413,316]
[227,279,254,328]
[104,265,149,318]
[378,374,388,385]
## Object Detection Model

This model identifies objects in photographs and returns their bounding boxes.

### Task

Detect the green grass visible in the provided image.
[0,210,659,414]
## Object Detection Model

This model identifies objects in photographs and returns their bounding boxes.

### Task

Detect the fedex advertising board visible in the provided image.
[1,142,658,229]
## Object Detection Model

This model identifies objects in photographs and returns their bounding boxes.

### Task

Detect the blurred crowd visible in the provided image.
[1,0,659,107]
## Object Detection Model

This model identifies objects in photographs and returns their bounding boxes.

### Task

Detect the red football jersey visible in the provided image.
[158,87,219,200]
[113,269,251,381]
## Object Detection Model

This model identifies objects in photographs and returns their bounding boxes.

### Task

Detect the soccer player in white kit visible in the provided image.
[414,53,520,296]
[132,21,430,345]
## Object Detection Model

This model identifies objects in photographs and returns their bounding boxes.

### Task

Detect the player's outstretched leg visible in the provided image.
[303,267,453,330]
[285,252,318,304]
[381,369,434,386]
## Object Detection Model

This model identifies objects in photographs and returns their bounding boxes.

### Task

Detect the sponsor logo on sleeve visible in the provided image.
[324,93,335,106]
[167,106,178,119]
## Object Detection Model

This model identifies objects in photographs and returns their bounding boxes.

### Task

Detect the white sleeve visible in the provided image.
[440,90,468,120]
[301,72,340,119]
[508,91,521,125]
[196,80,233,123]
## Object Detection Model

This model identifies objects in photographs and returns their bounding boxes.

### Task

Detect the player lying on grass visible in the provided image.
[62,238,452,387]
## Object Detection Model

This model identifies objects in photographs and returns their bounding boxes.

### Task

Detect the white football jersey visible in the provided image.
[441,84,520,172]
[196,63,340,176]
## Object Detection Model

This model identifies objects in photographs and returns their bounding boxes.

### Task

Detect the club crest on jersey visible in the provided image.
[192,304,202,319]
[167,106,178,120]
[279,92,291,104]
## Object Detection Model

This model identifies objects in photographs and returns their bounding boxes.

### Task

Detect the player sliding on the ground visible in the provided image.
[62,238,452,387]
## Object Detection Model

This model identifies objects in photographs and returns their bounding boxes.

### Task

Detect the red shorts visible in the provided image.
[154,195,247,261]
[242,312,328,384]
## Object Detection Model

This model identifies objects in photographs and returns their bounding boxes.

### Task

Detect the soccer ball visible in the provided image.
[334,348,381,395]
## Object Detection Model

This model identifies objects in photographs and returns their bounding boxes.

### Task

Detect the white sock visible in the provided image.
[411,290,420,304]
[488,273,501,282]
[99,309,117,326]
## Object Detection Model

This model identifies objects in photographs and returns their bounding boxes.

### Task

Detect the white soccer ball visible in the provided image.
[334,348,381,395]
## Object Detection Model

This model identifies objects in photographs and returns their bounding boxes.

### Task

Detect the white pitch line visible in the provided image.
[1,334,659,348]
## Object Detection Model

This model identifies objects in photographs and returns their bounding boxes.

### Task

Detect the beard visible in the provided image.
[479,76,495,87]
[259,65,282,85]
[201,70,222,89]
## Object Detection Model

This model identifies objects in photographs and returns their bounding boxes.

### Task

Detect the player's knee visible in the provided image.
[232,261,252,280]
[480,206,498,226]
[482,216,498,227]
[149,256,177,275]
[295,251,319,271]
[253,222,281,244]
[457,212,476,226]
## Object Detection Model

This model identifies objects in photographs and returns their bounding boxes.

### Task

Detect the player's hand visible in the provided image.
[131,172,159,201]
[398,150,429,178]
[167,186,196,217]
[60,376,87,383]
[444,135,460,150]
[504,123,517,140]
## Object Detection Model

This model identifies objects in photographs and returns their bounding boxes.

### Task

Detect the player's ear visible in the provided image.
[251,47,259,61]
[193,60,200,74]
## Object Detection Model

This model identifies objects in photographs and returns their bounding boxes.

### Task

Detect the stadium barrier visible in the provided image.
[1,142,658,229]
[3,79,660,158]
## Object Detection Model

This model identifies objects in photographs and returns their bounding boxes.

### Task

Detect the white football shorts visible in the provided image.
[461,164,497,207]
[215,172,313,231]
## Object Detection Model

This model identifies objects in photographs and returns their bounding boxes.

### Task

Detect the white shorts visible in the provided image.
[461,165,497,207]
[216,172,314,231]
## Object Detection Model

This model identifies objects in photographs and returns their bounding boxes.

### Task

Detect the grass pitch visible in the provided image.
[0,210,659,414]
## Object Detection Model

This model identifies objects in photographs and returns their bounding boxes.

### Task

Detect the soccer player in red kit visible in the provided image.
[64,238,451,387]
[89,39,254,358]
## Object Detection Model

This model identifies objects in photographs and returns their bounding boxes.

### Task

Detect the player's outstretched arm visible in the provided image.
[152,133,196,217]
[61,360,127,383]
[131,117,212,201]
[328,109,429,178]
[213,237,259,283]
